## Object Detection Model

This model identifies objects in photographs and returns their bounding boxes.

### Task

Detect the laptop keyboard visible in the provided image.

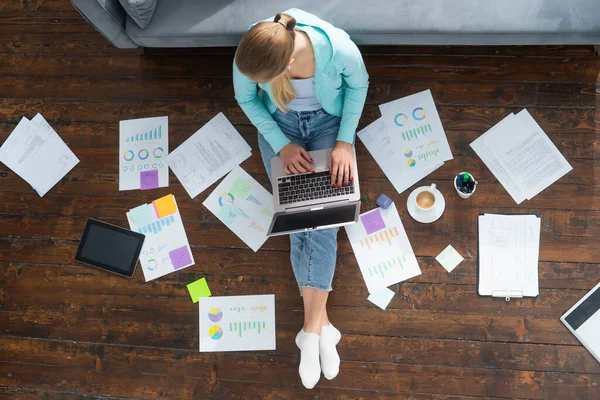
[277,171,355,205]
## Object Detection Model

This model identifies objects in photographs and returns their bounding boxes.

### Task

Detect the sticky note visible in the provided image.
[140,170,159,190]
[435,245,464,273]
[153,194,177,218]
[360,209,386,235]
[128,203,157,227]
[367,287,395,310]
[187,277,211,303]
[169,245,193,270]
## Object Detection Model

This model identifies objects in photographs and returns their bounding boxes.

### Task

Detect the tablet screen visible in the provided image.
[76,219,145,277]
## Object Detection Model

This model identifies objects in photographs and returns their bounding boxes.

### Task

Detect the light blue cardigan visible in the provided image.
[233,8,369,154]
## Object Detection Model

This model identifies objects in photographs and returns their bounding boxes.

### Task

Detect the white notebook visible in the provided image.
[478,214,541,300]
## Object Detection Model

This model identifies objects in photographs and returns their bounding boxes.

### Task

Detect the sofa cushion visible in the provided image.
[119,0,157,29]
[125,0,600,47]
[70,0,138,48]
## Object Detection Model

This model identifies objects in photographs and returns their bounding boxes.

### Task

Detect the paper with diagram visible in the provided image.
[345,203,421,293]
[126,194,195,281]
[358,118,443,194]
[0,114,79,197]
[199,294,276,352]
[119,116,169,191]
[378,89,453,171]
[478,214,541,298]
[203,166,274,252]
[167,113,252,198]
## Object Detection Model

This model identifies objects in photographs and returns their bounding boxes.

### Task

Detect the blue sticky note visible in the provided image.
[129,204,156,228]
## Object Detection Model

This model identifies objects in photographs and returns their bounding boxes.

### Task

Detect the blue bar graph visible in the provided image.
[137,215,175,235]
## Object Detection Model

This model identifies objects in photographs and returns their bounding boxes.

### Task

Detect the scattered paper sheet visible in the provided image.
[0,114,79,196]
[203,166,274,252]
[167,113,252,198]
[378,90,453,170]
[126,194,194,281]
[345,203,422,293]
[119,116,169,191]
[471,110,572,203]
[435,245,464,273]
[478,214,541,297]
[187,277,212,303]
[199,295,276,352]
[367,287,395,310]
[358,118,443,194]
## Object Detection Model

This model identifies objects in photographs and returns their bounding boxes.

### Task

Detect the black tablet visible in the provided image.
[75,218,145,278]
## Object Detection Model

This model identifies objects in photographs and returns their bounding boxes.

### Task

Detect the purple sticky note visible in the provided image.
[169,246,193,270]
[140,170,159,190]
[360,209,386,235]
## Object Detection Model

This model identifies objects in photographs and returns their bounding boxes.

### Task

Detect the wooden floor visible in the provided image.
[1,2,600,399]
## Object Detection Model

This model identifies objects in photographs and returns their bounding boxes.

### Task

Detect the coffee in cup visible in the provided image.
[415,184,437,211]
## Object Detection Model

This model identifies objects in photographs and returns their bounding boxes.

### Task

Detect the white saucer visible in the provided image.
[407,186,446,224]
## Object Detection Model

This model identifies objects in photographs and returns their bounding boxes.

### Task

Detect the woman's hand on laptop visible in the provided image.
[329,141,354,188]
[280,143,314,175]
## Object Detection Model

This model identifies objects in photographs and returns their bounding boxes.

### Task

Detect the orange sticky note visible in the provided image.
[153,194,177,218]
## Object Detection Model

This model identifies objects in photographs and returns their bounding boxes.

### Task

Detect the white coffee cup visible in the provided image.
[415,183,437,211]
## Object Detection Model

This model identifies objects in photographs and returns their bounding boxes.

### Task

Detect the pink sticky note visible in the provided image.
[169,246,193,270]
[360,209,386,235]
[140,170,159,190]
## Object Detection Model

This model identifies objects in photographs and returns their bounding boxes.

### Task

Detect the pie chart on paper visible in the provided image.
[208,307,223,322]
[208,325,223,340]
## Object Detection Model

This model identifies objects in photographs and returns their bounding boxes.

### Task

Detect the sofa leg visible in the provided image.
[138,47,146,56]
[595,45,600,56]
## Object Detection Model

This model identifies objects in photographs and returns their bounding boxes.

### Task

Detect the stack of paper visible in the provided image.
[0,114,79,196]
[478,213,541,298]
[126,194,195,281]
[470,109,572,204]
[203,166,274,252]
[119,116,169,191]
[167,113,252,199]
[345,203,421,299]
[358,90,453,194]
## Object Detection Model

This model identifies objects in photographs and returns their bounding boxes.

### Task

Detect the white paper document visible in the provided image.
[378,89,453,171]
[471,110,572,203]
[199,295,276,352]
[167,113,252,198]
[0,114,79,197]
[126,194,195,281]
[358,118,443,194]
[203,167,274,252]
[345,203,421,293]
[478,214,541,298]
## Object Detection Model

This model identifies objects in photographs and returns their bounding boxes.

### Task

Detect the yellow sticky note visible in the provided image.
[153,194,177,218]
[187,277,211,303]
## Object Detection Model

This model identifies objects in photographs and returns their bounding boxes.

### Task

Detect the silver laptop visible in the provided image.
[267,147,361,236]
[561,281,600,364]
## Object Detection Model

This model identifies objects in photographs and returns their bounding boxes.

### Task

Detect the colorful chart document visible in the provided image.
[358,118,443,194]
[345,203,421,293]
[378,90,453,171]
[203,166,274,252]
[126,194,194,281]
[0,114,79,197]
[119,116,169,191]
[167,113,252,198]
[199,295,276,352]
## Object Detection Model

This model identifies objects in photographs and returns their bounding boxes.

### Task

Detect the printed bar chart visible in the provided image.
[126,125,163,142]
[138,214,175,235]
[368,254,408,279]
[401,123,432,141]
[229,321,267,337]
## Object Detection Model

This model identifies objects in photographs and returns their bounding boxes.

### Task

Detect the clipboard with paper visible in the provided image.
[477,214,541,301]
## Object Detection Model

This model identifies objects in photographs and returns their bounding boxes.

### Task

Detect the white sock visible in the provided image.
[295,330,321,389]
[319,324,341,380]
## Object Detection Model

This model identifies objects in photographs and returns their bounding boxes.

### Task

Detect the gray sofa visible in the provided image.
[71,0,600,49]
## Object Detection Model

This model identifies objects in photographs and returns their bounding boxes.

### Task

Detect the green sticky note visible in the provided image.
[187,278,211,303]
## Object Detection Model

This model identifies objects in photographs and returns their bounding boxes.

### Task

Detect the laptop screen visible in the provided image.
[270,204,357,234]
